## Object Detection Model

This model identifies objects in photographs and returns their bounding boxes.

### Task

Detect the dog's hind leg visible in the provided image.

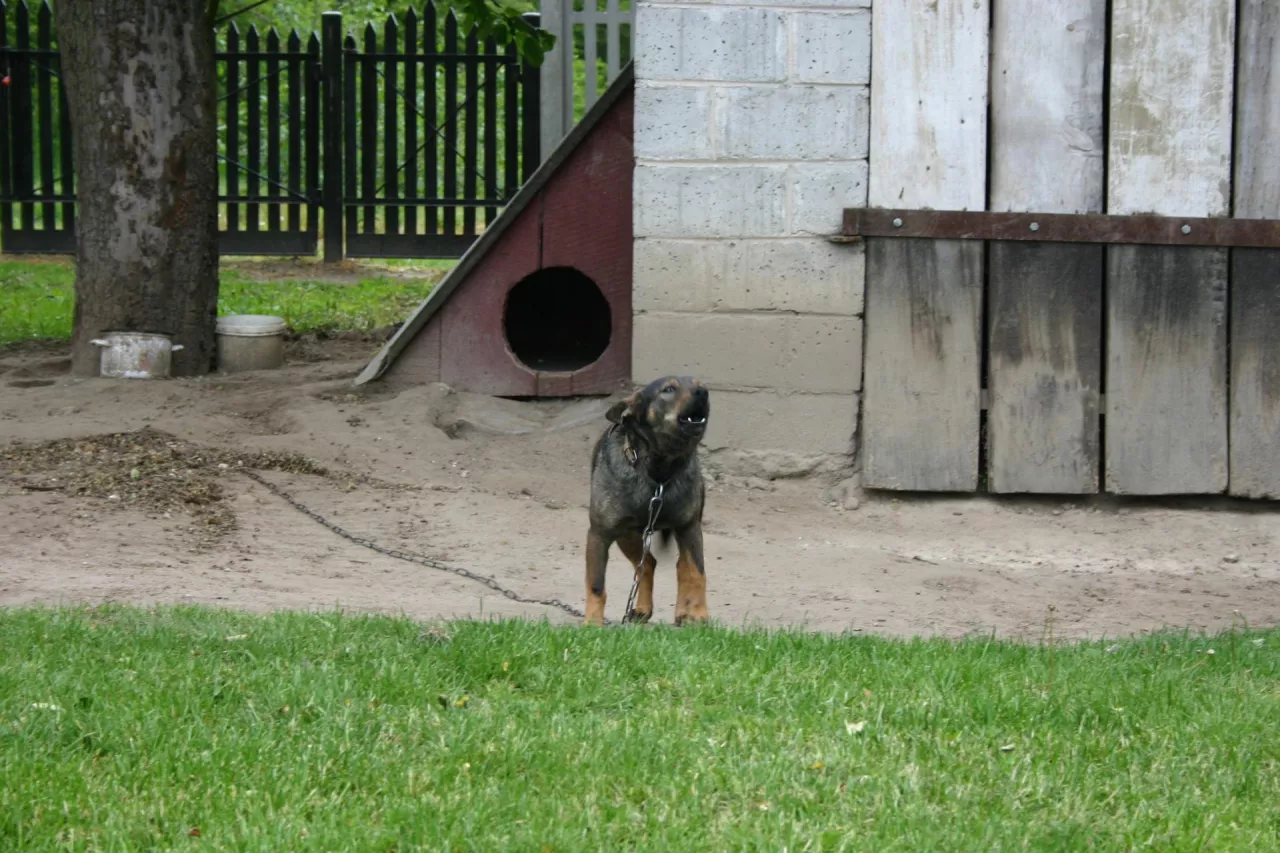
[616,532,656,624]
[584,528,611,626]
[673,522,709,627]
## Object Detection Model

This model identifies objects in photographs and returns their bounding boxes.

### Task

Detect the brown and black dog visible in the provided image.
[584,376,710,626]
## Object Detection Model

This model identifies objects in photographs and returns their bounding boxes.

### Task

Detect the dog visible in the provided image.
[584,375,710,626]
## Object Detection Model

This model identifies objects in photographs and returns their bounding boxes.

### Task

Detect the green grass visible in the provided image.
[218,268,438,335]
[0,260,77,345]
[0,258,444,346]
[1,607,1277,851]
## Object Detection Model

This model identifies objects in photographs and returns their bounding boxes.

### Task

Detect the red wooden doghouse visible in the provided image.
[355,65,634,397]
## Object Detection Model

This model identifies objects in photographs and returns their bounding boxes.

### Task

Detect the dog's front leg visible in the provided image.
[616,532,656,623]
[673,522,709,626]
[584,528,611,626]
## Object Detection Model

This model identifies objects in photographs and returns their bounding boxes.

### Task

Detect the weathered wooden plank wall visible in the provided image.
[862,0,988,491]
[1229,0,1280,498]
[1104,0,1234,494]
[986,0,1106,494]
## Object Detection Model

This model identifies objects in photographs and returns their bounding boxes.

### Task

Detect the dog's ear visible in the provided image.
[606,392,639,424]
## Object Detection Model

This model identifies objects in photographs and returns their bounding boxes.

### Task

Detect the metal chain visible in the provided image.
[624,483,664,620]
[241,469,589,621]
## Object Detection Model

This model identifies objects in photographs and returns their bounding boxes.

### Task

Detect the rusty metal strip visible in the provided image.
[838,209,1280,249]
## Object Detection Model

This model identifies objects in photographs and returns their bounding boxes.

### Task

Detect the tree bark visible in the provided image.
[53,0,219,377]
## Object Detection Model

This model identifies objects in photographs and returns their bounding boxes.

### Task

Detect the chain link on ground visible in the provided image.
[241,469,595,622]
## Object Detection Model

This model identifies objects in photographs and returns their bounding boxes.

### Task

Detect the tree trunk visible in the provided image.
[53,0,219,377]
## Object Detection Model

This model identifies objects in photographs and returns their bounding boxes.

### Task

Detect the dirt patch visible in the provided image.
[0,428,340,548]
[283,330,393,366]
[2,342,1280,639]
[0,340,70,368]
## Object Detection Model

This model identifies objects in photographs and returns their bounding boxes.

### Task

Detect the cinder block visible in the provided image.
[633,239,730,312]
[714,86,869,160]
[634,165,787,238]
[634,238,863,316]
[794,11,872,84]
[701,389,859,457]
[633,312,862,393]
[788,161,869,235]
[634,84,713,160]
[635,5,786,83]
[740,239,864,315]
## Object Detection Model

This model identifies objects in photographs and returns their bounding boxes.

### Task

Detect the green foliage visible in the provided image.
[455,0,554,66]
[2,606,1279,849]
[28,1,551,64]
[216,0,551,64]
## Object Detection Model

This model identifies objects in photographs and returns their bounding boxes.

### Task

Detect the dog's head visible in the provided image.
[606,375,710,453]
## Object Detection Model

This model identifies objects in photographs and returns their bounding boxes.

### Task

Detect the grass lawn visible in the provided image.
[1,606,1277,850]
[0,257,446,347]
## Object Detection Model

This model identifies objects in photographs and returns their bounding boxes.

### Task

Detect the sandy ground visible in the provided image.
[3,337,1280,641]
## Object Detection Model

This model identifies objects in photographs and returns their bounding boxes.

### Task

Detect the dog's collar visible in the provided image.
[612,423,679,487]
[610,422,641,468]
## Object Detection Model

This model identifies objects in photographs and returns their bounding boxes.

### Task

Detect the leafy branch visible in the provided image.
[212,0,556,65]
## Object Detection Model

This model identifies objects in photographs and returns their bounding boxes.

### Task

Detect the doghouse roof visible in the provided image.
[353,62,636,387]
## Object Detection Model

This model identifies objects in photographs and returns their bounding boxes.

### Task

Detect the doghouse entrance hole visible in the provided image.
[503,266,612,372]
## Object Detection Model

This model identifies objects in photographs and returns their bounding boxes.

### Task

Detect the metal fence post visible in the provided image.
[321,11,344,262]
[521,12,542,181]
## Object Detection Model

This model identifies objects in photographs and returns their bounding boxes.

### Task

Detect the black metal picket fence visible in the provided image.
[0,1,541,260]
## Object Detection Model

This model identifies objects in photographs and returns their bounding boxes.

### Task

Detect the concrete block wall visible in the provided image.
[632,0,871,477]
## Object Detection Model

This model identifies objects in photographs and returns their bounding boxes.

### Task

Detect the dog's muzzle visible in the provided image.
[677,389,709,432]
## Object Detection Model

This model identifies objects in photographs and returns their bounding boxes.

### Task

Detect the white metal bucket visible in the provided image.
[90,332,183,379]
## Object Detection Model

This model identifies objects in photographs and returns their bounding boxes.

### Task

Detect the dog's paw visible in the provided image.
[623,608,653,625]
[673,609,709,627]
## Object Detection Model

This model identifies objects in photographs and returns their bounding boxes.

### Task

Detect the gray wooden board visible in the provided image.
[989,0,1104,215]
[864,0,987,492]
[1230,0,1279,221]
[1105,0,1234,496]
[862,237,982,491]
[986,0,1105,494]
[1106,0,1235,219]
[1229,250,1280,498]
[987,243,1102,493]
[1105,246,1228,494]
[1229,0,1280,498]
